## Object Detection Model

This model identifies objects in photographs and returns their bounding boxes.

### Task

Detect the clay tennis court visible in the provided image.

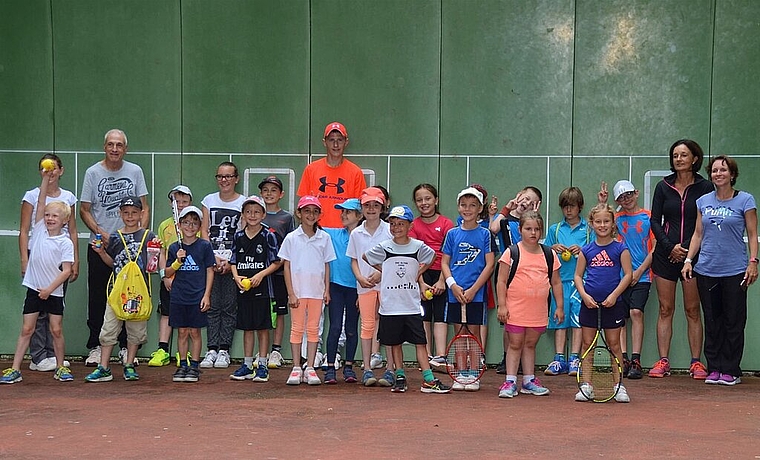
[1,361,757,459]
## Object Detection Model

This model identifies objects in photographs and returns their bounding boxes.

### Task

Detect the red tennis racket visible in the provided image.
[446,303,486,384]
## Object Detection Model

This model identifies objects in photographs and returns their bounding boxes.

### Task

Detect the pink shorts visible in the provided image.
[504,324,546,334]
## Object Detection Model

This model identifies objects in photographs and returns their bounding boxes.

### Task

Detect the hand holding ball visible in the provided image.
[240,278,252,291]
[561,250,573,262]
[424,289,434,300]
[41,159,56,171]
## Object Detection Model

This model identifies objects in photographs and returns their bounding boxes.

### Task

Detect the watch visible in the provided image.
[751,257,759,264]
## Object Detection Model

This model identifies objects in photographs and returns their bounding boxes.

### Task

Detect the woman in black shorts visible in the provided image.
[649,139,714,379]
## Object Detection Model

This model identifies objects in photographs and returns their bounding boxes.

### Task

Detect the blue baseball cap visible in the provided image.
[387,205,414,222]
[334,198,362,212]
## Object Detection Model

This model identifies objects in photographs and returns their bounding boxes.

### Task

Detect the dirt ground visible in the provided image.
[1,360,758,459]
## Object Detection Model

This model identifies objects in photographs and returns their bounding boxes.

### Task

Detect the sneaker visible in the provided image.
[0,368,22,384]
[568,357,580,376]
[324,367,337,384]
[200,350,218,368]
[689,361,708,380]
[230,364,254,381]
[452,380,466,391]
[521,377,550,396]
[184,367,200,383]
[123,364,139,381]
[498,380,518,398]
[252,364,269,383]
[362,370,377,387]
[304,367,321,385]
[705,371,721,384]
[718,374,741,386]
[496,357,506,375]
[54,366,73,382]
[614,384,630,403]
[286,367,303,385]
[370,353,383,369]
[429,356,447,373]
[464,379,481,391]
[544,358,566,376]
[175,352,192,368]
[623,358,631,378]
[172,366,188,382]
[267,350,283,369]
[378,369,395,387]
[85,346,101,367]
[214,350,231,368]
[313,351,324,370]
[628,359,643,379]
[421,378,451,394]
[391,375,408,393]
[648,358,671,378]
[30,357,57,372]
[343,367,358,383]
[85,365,113,382]
[575,383,594,401]
[148,348,171,367]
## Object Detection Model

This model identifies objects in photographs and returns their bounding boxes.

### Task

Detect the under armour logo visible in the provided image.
[319,176,345,194]
[621,220,644,234]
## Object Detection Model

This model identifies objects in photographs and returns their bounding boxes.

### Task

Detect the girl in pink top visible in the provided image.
[409,184,454,368]
[496,211,564,398]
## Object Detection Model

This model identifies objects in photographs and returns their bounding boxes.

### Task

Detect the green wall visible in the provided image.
[2,0,759,370]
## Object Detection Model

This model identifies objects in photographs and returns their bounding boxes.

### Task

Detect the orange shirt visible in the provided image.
[297,158,366,228]
[500,242,560,327]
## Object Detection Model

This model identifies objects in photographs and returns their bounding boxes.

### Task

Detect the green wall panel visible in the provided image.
[181,0,310,154]
[52,0,181,152]
[0,1,53,150]
[310,0,441,155]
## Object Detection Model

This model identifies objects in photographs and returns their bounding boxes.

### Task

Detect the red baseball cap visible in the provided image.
[323,122,348,139]
[297,195,322,210]
[360,187,386,205]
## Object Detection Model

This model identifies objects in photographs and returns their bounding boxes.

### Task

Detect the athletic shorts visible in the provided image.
[158,281,171,316]
[169,302,208,329]
[420,270,446,323]
[22,288,64,316]
[378,314,427,346]
[504,324,546,334]
[271,275,289,315]
[578,302,626,330]
[548,279,581,330]
[237,296,274,331]
[652,250,699,282]
[444,302,486,326]
[622,282,651,316]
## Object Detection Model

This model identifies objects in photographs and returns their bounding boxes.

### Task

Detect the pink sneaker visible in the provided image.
[689,361,708,380]
[648,358,670,378]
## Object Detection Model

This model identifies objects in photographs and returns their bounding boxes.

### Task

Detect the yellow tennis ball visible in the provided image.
[240,278,252,291]
[41,159,55,171]
[561,250,572,262]
[424,289,434,300]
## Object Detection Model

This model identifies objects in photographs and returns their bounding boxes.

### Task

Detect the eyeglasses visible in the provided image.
[215,174,238,181]
[180,220,200,227]
[617,191,635,201]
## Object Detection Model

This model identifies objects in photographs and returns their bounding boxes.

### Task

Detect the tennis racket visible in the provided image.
[446,303,486,384]
[577,303,622,402]
[171,198,183,250]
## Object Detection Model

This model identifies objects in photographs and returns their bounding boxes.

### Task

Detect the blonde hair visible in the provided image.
[45,200,71,221]
[588,203,617,238]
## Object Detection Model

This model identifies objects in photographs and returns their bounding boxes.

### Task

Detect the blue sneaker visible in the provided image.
[230,363,254,381]
[378,369,395,387]
[568,357,580,376]
[544,354,568,375]
[324,367,337,384]
[343,367,358,383]
[362,370,377,387]
[498,380,518,398]
[252,364,269,383]
[0,368,22,384]
[54,366,74,382]
[521,377,550,396]
[123,364,139,381]
[85,365,113,382]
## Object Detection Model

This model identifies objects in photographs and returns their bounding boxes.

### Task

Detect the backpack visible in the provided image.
[107,230,152,321]
[506,243,555,311]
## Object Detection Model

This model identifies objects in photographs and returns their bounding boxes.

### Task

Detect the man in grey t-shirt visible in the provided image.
[79,129,150,366]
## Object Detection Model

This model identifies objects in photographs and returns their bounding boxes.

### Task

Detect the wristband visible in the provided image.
[750,257,759,264]
[445,276,457,288]
[684,258,693,264]
[171,260,182,271]
[159,268,166,279]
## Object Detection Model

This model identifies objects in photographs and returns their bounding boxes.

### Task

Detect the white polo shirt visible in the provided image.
[346,220,392,294]
[278,226,337,299]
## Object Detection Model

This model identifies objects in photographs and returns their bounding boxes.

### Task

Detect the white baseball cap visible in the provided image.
[457,187,484,205]
[613,180,636,200]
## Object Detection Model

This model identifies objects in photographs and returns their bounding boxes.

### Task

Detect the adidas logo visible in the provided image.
[589,250,614,267]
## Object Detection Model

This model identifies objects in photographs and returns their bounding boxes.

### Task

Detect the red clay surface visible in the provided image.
[1,360,758,459]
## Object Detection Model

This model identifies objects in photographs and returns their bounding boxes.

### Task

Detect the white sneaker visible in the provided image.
[304,367,321,385]
[464,380,481,392]
[214,350,231,368]
[370,353,383,369]
[575,383,594,402]
[30,357,56,372]
[85,346,101,367]
[334,352,342,370]
[313,351,324,370]
[286,366,302,385]
[451,380,465,391]
[200,350,218,368]
[614,384,630,403]
[267,350,283,369]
